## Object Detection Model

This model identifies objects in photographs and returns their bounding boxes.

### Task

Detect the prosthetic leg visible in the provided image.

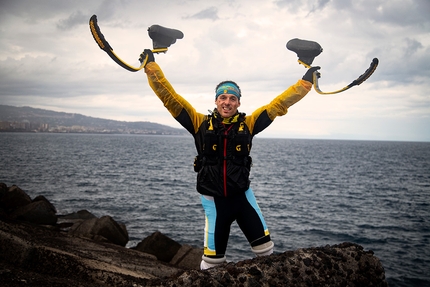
[287,38,378,95]
[89,15,183,72]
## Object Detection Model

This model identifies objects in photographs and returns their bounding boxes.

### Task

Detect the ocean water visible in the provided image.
[1,133,429,287]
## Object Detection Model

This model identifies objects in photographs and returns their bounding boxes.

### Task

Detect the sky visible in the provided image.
[0,0,429,142]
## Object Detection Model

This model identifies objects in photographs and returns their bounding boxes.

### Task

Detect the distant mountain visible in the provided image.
[0,105,188,136]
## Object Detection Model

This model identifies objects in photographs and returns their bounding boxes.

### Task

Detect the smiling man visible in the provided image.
[215,81,241,118]
[141,49,319,269]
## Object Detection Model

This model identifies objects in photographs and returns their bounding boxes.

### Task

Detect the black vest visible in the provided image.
[194,113,253,197]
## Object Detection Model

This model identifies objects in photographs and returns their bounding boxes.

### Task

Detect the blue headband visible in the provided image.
[216,82,241,99]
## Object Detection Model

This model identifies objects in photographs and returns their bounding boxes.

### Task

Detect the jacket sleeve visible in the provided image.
[144,62,206,135]
[245,79,312,136]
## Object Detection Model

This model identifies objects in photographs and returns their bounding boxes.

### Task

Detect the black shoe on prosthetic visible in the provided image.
[148,25,184,50]
[287,38,323,66]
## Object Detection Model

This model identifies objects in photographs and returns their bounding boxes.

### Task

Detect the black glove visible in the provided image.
[302,66,321,84]
[138,49,155,66]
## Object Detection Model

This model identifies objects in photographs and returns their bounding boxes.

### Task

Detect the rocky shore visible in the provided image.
[0,183,388,286]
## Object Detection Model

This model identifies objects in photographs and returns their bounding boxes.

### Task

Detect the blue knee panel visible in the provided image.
[201,195,217,256]
[245,188,269,235]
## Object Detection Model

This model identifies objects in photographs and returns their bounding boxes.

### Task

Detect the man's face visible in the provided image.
[215,94,241,118]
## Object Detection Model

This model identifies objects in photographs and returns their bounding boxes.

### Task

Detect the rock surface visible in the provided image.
[0,219,388,286]
[0,218,180,286]
[0,183,388,286]
[161,243,388,287]
[68,215,129,246]
[134,230,182,262]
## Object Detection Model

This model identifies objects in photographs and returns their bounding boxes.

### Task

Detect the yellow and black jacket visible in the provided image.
[145,62,312,197]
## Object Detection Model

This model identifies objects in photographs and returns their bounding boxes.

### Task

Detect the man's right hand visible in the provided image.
[139,49,155,66]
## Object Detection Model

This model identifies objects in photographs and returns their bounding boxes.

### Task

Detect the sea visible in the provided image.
[1,132,429,287]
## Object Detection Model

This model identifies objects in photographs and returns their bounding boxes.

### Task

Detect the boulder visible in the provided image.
[0,183,8,217]
[170,244,203,270]
[134,231,182,262]
[0,184,32,212]
[10,199,57,225]
[0,182,7,195]
[69,215,129,246]
[57,209,98,230]
[59,209,97,220]
[33,195,57,213]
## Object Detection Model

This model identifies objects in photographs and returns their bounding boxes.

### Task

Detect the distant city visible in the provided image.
[0,120,50,132]
[0,120,176,134]
[0,105,188,136]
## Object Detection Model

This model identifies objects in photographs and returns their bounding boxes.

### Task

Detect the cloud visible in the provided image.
[403,38,424,57]
[57,10,88,30]
[185,7,219,21]
[0,0,429,141]
[308,0,331,14]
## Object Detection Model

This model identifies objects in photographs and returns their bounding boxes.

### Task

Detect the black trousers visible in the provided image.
[201,188,271,257]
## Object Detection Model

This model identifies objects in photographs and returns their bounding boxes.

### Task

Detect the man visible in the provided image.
[140,49,319,269]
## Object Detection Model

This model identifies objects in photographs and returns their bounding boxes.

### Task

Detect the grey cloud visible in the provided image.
[185,7,219,21]
[92,0,118,22]
[308,0,331,14]
[1,0,83,21]
[275,0,340,12]
[275,0,430,29]
[274,0,300,9]
[57,10,88,30]
[403,38,424,57]
[368,40,430,85]
[368,1,430,28]
[55,0,121,31]
[0,0,114,26]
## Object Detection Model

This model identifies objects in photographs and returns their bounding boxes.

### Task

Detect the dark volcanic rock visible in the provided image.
[0,183,388,286]
[133,232,204,270]
[69,215,129,246]
[134,231,182,262]
[0,218,180,287]
[59,209,97,220]
[170,244,203,270]
[0,185,32,212]
[146,242,388,287]
[0,217,388,287]
[10,199,57,225]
